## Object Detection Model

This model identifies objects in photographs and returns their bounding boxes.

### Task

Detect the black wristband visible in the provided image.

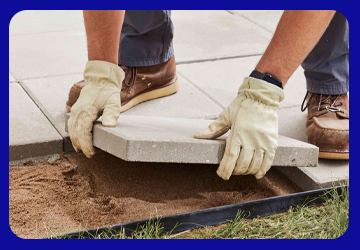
[250,70,283,89]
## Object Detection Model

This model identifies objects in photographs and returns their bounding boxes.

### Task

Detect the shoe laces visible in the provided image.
[301,91,344,113]
[122,67,137,93]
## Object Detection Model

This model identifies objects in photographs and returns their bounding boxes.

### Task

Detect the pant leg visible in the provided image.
[301,11,349,95]
[118,10,174,67]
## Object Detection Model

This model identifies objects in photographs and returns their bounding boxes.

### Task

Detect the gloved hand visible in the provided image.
[68,60,125,158]
[194,77,284,180]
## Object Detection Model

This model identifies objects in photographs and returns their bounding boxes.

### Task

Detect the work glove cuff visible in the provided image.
[238,77,285,107]
[84,60,125,89]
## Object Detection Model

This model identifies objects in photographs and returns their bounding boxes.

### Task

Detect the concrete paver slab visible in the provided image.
[177,56,307,109]
[9,30,88,80]
[20,74,83,152]
[172,12,272,63]
[230,10,283,33]
[21,74,223,152]
[9,10,228,36]
[9,10,272,80]
[276,159,349,191]
[121,76,223,119]
[10,10,84,35]
[65,114,318,167]
[278,106,308,142]
[9,83,63,161]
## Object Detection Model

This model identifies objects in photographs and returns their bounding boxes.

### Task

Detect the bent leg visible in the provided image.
[83,10,125,65]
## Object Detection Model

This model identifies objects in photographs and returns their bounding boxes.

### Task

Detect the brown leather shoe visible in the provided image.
[301,91,349,160]
[66,56,179,112]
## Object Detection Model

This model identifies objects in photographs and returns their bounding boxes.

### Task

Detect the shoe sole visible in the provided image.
[66,78,179,113]
[318,151,349,160]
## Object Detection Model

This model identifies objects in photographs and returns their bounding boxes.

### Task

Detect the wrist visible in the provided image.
[250,70,283,89]
[84,60,125,88]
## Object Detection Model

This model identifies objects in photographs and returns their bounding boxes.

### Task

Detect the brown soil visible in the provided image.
[9,152,301,239]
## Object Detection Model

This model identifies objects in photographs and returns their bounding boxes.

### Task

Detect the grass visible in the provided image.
[54,184,349,239]
[176,184,349,239]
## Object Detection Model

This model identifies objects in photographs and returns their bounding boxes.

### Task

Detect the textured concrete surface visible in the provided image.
[278,107,308,142]
[230,10,283,33]
[276,159,349,191]
[121,75,223,119]
[9,83,62,161]
[9,30,88,80]
[172,10,272,63]
[65,114,318,166]
[10,10,84,35]
[9,10,273,80]
[20,75,82,152]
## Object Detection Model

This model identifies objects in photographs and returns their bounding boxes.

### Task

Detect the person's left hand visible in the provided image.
[194,77,284,180]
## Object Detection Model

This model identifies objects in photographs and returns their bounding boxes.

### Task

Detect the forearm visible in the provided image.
[255,10,336,86]
[83,10,125,65]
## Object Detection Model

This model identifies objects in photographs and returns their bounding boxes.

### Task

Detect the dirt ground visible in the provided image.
[9,152,302,239]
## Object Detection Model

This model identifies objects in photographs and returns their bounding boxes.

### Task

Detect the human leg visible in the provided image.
[67,10,178,112]
[301,12,349,160]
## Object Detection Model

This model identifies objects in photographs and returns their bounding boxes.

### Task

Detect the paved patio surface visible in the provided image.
[9,10,349,190]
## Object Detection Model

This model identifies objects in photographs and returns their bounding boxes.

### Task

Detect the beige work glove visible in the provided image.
[68,60,125,158]
[194,77,284,180]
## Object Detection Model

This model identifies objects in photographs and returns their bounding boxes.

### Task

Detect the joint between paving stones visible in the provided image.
[18,80,65,149]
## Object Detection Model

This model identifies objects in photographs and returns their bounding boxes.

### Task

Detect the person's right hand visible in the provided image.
[68,60,125,158]
[194,77,284,180]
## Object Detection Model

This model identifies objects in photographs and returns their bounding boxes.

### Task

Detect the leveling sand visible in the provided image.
[9,152,301,239]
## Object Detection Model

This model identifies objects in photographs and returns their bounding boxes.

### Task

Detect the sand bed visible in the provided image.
[9,152,301,238]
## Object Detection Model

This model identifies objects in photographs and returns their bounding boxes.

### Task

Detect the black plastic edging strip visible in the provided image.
[55,185,346,239]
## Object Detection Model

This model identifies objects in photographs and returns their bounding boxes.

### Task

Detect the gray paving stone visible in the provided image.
[9,83,63,161]
[65,114,318,167]
[276,159,349,191]
[9,72,15,82]
[9,10,227,36]
[10,10,84,35]
[121,76,223,119]
[20,74,83,152]
[9,30,88,80]
[9,10,272,80]
[21,74,223,152]
[172,11,272,63]
[230,10,283,33]
[177,56,307,109]
[278,106,308,142]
